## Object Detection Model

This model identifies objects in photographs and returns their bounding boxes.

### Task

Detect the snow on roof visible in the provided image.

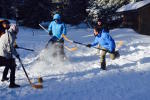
[116,0,150,12]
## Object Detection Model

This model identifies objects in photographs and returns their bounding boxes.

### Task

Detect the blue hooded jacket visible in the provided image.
[48,14,66,39]
[91,29,116,52]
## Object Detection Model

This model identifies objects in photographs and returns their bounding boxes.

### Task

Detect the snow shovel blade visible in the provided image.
[32,84,43,89]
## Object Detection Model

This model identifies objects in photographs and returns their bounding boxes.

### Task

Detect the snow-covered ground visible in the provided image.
[0,24,150,100]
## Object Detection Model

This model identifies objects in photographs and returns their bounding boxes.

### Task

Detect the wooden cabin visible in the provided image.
[117,1,150,35]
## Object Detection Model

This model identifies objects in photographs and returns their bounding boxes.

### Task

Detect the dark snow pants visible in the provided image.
[46,37,65,59]
[0,56,16,84]
[54,39,65,58]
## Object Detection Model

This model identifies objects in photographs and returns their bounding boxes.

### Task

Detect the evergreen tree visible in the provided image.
[86,0,143,25]
[21,0,51,28]
[0,0,14,19]
[62,0,88,24]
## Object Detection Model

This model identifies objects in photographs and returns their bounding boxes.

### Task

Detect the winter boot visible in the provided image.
[1,77,9,82]
[115,50,120,58]
[101,66,106,70]
[9,83,20,88]
[101,62,106,70]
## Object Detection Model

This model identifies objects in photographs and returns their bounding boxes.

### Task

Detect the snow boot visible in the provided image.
[1,77,9,82]
[101,66,106,70]
[9,83,20,88]
[115,50,120,58]
[101,62,106,70]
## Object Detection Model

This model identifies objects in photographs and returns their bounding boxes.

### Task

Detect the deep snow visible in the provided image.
[0,24,150,100]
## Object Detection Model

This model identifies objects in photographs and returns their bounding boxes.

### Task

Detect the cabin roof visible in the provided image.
[116,0,150,12]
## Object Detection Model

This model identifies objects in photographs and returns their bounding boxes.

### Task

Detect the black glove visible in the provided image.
[16,55,20,59]
[14,44,19,48]
[86,44,91,48]
[49,30,52,36]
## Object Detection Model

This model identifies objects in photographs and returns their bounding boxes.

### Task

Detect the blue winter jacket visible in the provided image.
[91,29,116,52]
[48,21,66,39]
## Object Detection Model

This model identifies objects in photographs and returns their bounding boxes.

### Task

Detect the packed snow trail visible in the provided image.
[0,25,150,100]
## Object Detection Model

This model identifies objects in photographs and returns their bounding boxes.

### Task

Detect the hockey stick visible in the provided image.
[64,45,77,51]
[16,46,34,52]
[62,34,107,51]
[18,57,43,89]
[116,41,124,49]
[62,34,123,51]
[39,24,77,51]
[39,24,49,33]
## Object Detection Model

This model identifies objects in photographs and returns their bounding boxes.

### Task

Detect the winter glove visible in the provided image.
[14,44,19,48]
[16,54,20,59]
[49,30,52,36]
[86,44,92,48]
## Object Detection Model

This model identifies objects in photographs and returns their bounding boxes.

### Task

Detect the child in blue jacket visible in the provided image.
[86,26,119,70]
[47,14,67,59]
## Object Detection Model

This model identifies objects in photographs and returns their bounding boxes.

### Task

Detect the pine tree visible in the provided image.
[0,0,14,19]
[62,0,88,24]
[86,0,143,25]
[21,0,51,28]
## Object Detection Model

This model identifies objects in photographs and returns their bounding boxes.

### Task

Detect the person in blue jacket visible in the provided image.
[47,14,67,59]
[86,26,119,70]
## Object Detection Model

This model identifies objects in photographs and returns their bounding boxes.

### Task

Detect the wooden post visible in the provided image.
[138,11,141,34]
